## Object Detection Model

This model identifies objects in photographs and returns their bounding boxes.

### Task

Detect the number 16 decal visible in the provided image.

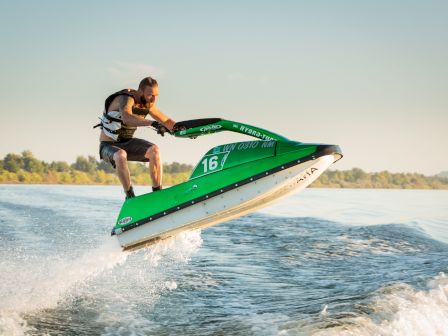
[200,152,228,174]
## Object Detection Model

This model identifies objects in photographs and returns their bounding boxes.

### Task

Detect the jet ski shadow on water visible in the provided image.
[111,118,343,251]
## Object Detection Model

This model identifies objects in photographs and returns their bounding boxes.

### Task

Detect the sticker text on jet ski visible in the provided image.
[296,167,319,183]
[239,126,274,140]
[221,140,275,152]
[200,125,222,132]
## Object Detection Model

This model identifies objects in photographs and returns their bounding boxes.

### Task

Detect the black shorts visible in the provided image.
[99,138,154,168]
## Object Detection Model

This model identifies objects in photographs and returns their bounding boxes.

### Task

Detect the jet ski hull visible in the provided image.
[115,154,339,251]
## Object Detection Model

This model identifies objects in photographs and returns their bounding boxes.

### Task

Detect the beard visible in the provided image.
[140,95,155,107]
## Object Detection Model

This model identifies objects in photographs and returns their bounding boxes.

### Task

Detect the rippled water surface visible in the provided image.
[0,185,447,335]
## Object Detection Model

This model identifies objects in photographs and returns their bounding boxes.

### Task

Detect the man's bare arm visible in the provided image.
[148,104,176,130]
[120,96,153,127]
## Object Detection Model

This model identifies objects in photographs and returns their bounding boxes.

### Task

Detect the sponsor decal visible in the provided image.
[222,141,273,153]
[237,141,259,150]
[261,141,276,148]
[200,124,222,132]
[239,126,274,141]
[118,216,133,225]
[296,167,319,183]
[223,143,236,152]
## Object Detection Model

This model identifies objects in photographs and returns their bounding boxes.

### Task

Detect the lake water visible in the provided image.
[0,185,447,335]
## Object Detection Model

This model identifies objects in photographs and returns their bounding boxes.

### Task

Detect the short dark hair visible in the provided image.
[138,77,158,90]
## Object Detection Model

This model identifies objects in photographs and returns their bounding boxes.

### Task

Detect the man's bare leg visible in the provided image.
[145,145,162,189]
[114,150,132,192]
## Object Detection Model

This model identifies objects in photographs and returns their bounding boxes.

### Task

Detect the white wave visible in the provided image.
[0,312,30,336]
[0,231,203,335]
[0,238,126,334]
[97,230,203,336]
[313,273,448,336]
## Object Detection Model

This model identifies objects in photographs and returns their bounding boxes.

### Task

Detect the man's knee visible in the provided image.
[113,149,127,166]
[146,145,160,159]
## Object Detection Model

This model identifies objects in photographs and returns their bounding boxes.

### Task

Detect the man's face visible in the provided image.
[141,85,159,107]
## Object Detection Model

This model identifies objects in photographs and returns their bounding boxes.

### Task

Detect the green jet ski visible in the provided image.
[111,118,343,251]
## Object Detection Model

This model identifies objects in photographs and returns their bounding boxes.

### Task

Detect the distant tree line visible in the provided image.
[0,151,447,189]
[311,167,448,189]
[0,151,193,185]
[437,171,448,180]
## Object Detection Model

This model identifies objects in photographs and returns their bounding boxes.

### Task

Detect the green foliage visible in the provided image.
[164,162,193,173]
[437,171,448,181]
[128,162,147,176]
[50,161,70,172]
[3,153,23,172]
[311,167,448,189]
[22,150,45,173]
[97,160,115,173]
[71,156,97,173]
[0,151,194,186]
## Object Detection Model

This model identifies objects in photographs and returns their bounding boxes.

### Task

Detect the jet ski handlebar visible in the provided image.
[173,118,289,142]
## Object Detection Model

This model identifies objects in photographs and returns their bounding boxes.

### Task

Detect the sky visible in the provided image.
[0,0,447,175]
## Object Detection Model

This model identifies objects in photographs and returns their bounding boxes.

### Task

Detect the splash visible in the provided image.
[142,229,203,266]
[0,238,126,333]
[1,231,204,335]
[0,312,30,336]
[96,230,203,335]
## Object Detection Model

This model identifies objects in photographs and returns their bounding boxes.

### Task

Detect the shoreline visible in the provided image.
[1,182,447,190]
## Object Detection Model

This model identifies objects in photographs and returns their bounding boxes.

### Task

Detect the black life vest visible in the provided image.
[94,89,150,141]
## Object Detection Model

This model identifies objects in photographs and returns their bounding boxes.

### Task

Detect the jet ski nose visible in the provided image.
[276,142,342,163]
[315,144,343,162]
